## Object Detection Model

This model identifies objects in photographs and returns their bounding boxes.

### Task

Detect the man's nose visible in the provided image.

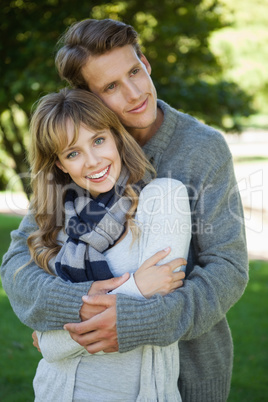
[124,81,142,103]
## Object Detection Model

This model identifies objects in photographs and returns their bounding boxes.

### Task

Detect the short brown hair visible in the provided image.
[55,19,142,89]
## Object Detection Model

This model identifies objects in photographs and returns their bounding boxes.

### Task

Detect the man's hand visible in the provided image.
[70,249,185,354]
[134,248,187,298]
[32,331,41,353]
[80,273,129,321]
[65,294,118,354]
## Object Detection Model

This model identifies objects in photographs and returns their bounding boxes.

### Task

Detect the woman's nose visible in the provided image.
[84,150,101,168]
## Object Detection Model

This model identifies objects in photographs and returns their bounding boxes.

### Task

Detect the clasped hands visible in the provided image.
[33,248,186,355]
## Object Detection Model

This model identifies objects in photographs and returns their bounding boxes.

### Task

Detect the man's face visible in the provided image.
[81,45,158,135]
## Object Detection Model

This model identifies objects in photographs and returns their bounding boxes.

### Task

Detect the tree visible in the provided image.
[210,0,268,122]
[0,0,94,194]
[0,0,253,195]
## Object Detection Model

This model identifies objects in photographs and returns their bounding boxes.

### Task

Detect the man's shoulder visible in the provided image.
[160,101,223,139]
[155,100,232,168]
[175,110,223,141]
[166,106,230,158]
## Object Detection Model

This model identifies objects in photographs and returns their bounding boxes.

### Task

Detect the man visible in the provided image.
[1,19,248,401]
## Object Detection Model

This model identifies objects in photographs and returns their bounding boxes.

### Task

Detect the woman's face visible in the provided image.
[56,121,122,198]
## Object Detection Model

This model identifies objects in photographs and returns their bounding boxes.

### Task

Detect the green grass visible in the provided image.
[0,214,24,258]
[233,156,268,164]
[0,214,40,402]
[227,260,268,401]
[0,214,267,401]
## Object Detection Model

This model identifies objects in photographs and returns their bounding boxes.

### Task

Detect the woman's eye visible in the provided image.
[67,151,78,159]
[95,137,104,145]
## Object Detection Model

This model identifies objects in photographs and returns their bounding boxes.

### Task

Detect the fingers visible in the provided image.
[82,286,118,321]
[75,336,118,354]
[172,270,186,281]
[64,314,102,337]
[82,293,116,307]
[75,332,118,354]
[170,275,185,291]
[65,295,116,334]
[64,302,118,354]
[32,331,41,353]
[168,258,187,272]
[80,302,106,322]
[140,249,186,272]
[88,273,130,295]
[168,269,185,292]
[141,247,171,269]
[102,345,119,353]
[80,293,116,323]
[88,339,119,354]
[157,275,185,296]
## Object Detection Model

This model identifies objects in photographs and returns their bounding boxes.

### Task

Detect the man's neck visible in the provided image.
[128,107,164,147]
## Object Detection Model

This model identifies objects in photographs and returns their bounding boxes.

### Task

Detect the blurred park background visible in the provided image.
[0,0,267,401]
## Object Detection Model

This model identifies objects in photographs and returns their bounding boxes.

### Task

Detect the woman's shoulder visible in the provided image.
[137,178,189,215]
[140,178,187,197]
[136,177,190,223]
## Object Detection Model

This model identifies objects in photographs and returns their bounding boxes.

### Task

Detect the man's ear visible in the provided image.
[55,160,68,174]
[140,54,152,75]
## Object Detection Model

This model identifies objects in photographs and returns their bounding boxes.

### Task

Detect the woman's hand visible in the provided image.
[134,248,186,298]
[80,273,130,321]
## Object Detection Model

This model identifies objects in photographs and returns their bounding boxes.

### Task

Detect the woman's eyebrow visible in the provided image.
[59,131,106,155]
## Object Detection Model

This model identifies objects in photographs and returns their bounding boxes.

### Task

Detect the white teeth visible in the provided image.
[87,166,109,179]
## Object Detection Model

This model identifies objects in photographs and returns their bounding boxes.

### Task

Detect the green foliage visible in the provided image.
[0,0,255,196]
[0,0,95,195]
[0,0,253,125]
[210,0,268,124]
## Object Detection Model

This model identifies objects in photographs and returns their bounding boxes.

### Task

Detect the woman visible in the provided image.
[27,88,191,401]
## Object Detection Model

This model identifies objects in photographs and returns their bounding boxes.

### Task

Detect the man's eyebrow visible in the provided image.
[128,62,141,74]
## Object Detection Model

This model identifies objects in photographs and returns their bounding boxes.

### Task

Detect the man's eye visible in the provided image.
[67,151,78,159]
[132,68,139,75]
[107,83,116,90]
[95,137,104,145]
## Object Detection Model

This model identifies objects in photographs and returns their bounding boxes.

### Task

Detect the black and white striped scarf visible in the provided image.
[55,166,133,282]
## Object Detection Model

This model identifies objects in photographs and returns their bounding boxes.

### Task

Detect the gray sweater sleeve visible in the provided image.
[0,211,91,331]
[116,155,248,352]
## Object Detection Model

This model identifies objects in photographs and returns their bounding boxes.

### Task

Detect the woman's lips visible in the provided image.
[86,165,110,182]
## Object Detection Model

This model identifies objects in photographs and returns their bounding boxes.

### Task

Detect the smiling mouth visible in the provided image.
[86,166,109,179]
[129,98,148,113]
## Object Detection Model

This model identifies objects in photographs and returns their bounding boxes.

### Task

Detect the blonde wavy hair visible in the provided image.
[27,87,155,274]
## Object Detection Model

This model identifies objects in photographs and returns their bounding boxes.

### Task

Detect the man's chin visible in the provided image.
[124,116,157,131]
